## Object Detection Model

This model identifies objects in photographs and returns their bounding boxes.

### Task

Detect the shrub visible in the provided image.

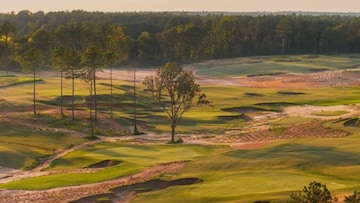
[344,191,360,203]
[290,181,338,203]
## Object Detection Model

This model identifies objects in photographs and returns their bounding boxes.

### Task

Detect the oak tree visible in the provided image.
[143,62,210,143]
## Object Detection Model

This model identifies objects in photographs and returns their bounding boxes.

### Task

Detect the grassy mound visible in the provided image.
[0,123,84,169]
[85,160,122,168]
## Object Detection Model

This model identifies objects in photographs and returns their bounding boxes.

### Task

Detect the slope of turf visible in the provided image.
[0,123,84,169]
[193,55,360,77]
[1,138,360,202]
[0,144,230,190]
[132,139,360,202]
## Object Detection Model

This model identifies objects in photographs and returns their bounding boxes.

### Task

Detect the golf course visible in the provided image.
[1,54,360,202]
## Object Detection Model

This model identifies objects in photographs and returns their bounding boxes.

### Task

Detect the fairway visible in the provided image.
[193,55,360,76]
[0,55,360,202]
[133,139,360,202]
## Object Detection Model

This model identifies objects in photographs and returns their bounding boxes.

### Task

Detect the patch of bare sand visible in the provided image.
[283,105,360,119]
[97,69,155,83]
[0,167,20,179]
[237,69,360,88]
[95,68,360,88]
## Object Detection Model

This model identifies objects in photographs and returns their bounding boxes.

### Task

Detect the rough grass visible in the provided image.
[0,123,84,169]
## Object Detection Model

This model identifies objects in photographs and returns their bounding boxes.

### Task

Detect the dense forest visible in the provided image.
[2,10,360,70]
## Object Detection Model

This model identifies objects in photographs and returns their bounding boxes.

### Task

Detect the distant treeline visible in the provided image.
[1,10,360,68]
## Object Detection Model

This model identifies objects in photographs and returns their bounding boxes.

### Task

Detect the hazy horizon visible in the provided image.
[1,0,360,13]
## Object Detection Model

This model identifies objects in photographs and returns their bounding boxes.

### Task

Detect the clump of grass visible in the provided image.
[167,136,184,144]
[268,126,286,135]
[96,197,111,202]
[84,135,99,140]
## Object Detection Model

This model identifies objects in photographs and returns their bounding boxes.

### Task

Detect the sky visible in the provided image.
[1,0,360,13]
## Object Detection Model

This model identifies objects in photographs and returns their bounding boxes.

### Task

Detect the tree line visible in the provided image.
[2,10,360,137]
[2,11,360,71]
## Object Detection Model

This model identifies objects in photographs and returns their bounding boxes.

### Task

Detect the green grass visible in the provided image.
[0,123,84,169]
[1,55,360,202]
[0,162,141,189]
[312,111,349,116]
[50,143,226,170]
[2,139,360,202]
[0,144,230,190]
[0,76,42,88]
[270,116,314,125]
[193,55,360,77]
[132,139,360,203]
[1,72,360,134]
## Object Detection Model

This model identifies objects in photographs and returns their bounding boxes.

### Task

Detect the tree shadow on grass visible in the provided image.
[226,143,360,170]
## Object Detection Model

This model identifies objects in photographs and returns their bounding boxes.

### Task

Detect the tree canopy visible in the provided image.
[290,181,338,203]
[2,11,360,71]
[143,62,210,142]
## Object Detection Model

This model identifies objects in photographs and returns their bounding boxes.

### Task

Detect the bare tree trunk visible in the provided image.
[110,66,113,118]
[33,69,36,115]
[171,122,176,143]
[282,36,286,55]
[90,76,94,137]
[60,71,63,116]
[133,66,138,134]
[71,69,75,123]
[93,68,97,122]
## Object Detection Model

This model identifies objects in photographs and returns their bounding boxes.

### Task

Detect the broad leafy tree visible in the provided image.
[143,62,210,142]
[276,16,294,55]
[137,31,161,65]
[29,29,52,66]
[0,21,16,75]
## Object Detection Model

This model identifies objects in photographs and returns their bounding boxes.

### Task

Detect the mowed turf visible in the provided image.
[0,123,84,169]
[193,55,360,76]
[0,144,230,189]
[1,55,360,202]
[1,67,360,134]
[132,139,360,202]
[2,139,359,202]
